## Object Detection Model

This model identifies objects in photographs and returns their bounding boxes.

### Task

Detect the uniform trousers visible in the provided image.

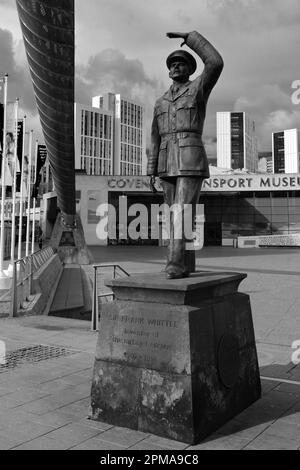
[160,176,204,276]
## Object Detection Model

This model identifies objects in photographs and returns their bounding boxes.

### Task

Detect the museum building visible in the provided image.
[73,171,300,247]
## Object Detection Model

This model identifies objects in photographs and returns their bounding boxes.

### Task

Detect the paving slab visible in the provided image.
[70,437,127,451]
[0,421,55,444]
[274,382,300,397]
[13,436,70,451]
[95,427,150,448]
[21,410,77,429]
[139,435,189,450]
[244,431,299,450]
[215,419,274,440]
[186,434,251,450]
[38,422,103,448]
[129,440,185,451]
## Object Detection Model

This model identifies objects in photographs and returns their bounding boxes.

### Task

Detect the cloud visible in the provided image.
[1,0,299,155]
[207,0,300,31]
[0,26,166,146]
[233,84,300,149]
[234,84,292,114]
[76,48,165,145]
[0,28,36,113]
[0,28,15,73]
[263,110,300,140]
[0,28,43,143]
[177,9,193,25]
[204,137,217,162]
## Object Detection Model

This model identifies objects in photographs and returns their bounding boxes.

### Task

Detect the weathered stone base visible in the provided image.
[90,272,261,444]
[91,361,195,442]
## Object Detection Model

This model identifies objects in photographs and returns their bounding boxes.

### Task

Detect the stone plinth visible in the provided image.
[90,272,261,444]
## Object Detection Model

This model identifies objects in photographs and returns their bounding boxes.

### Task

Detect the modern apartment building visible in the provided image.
[272,129,300,174]
[217,112,258,172]
[258,152,273,174]
[74,102,114,176]
[75,93,146,176]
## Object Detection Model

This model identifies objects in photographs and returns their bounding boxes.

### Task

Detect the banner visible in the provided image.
[16,120,23,192]
[0,102,3,179]
[17,120,23,169]
[32,144,47,199]
[4,101,19,187]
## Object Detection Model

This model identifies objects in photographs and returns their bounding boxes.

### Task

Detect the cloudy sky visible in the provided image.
[0,0,300,158]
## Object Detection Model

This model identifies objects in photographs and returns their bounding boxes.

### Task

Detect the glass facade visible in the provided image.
[217,112,258,172]
[200,191,300,241]
[77,94,144,176]
[108,192,163,245]
[120,99,143,176]
[244,116,258,172]
[80,109,113,176]
[273,132,285,173]
[231,112,244,169]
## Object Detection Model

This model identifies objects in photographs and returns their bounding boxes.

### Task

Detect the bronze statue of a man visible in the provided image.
[147,31,223,279]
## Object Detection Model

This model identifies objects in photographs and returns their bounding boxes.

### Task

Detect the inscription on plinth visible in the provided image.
[96,302,192,374]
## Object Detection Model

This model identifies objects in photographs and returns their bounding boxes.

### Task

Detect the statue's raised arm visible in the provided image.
[166,30,224,98]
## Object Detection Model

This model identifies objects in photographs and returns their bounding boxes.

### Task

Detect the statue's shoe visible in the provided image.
[166,271,190,280]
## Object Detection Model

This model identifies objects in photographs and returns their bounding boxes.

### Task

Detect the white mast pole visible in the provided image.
[8,98,19,272]
[31,140,38,254]
[0,74,9,281]
[25,130,33,257]
[17,116,27,260]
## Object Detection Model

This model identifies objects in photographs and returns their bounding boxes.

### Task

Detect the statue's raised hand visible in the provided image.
[166,32,188,46]
[149,175,157,194]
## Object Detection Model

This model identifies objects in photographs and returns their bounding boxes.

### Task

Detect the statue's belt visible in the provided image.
[161,132,203,144]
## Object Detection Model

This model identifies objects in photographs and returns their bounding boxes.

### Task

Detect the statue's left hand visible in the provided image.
[149,175,157,194]
[166,32,188,46]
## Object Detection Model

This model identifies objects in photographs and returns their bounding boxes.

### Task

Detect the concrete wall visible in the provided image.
[238,234,300,248]
[19,254,63,317]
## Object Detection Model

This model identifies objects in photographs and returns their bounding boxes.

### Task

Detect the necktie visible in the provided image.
[173,86,180,97]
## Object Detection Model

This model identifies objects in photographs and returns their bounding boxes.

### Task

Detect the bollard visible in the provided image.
[10,261,18,317]
[28,256,32,300]
[91,266,99,332]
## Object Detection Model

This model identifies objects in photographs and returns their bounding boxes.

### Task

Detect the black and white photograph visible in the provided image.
[0,0,300,454]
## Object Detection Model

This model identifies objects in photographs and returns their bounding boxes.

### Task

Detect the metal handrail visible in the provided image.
[10,246,55,317]
[91,264,130,332]
[93,263,130,278]
[0,290,10,302]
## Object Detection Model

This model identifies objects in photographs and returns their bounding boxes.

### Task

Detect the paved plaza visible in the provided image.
[0,246,300,450]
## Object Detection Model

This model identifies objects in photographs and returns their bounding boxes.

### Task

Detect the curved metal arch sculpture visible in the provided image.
[16,0,76,221]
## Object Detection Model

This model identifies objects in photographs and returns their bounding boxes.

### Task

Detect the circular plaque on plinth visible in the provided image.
[217,334,240,389]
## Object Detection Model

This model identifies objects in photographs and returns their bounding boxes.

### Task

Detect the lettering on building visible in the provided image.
[202,175,300,192]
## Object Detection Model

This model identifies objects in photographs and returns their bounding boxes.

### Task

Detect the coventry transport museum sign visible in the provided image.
[107,174,300,193]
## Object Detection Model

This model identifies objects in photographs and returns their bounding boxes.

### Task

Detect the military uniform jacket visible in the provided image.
[147,31,223,178]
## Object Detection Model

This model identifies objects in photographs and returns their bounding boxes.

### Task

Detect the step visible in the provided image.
[49,265,84,317]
